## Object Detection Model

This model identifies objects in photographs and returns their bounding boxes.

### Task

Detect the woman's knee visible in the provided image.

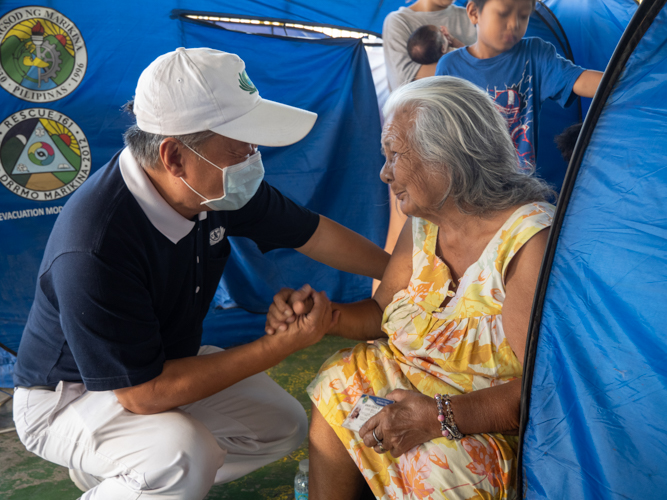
[308,403,336,446]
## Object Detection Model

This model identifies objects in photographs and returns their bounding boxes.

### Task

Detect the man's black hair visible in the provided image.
[407,25,446,66]
[554,122,583,163]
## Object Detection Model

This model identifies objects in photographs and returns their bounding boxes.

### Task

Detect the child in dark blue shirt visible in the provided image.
[435,0,602,166]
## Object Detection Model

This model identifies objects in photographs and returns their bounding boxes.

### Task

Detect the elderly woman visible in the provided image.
[266,76,554,499]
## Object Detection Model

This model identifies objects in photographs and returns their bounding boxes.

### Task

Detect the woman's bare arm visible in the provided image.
[372,217,413,309]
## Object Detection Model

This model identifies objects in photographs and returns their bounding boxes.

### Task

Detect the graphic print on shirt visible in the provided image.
[487,61,535,166]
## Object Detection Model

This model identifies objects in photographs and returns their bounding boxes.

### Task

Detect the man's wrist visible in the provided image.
[257,333,292,363]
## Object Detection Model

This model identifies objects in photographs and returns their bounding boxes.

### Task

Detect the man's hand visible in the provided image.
[440,26,465,49]
[269,289,340,352]
[359,389,441,457]
[265,285,316,334]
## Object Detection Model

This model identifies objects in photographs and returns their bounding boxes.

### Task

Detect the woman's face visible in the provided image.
[380,109,448,218]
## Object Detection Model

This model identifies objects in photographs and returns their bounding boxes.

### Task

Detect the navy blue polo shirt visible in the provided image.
[13,148,319,391]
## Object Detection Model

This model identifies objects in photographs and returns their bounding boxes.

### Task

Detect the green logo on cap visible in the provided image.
[238,71,257,94]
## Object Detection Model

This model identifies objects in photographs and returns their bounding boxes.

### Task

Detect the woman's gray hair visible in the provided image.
[383,76,555,215]
[122,101,216,169]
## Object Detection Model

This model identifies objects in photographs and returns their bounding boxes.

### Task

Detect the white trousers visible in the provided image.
[13,346,308,500]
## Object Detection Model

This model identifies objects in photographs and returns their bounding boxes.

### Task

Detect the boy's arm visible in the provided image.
[573,70,604,98]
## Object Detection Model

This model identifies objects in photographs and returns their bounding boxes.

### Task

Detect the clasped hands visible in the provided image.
[264,284,339,351]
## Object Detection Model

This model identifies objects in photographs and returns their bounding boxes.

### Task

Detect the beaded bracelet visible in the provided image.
[434,393,464,440]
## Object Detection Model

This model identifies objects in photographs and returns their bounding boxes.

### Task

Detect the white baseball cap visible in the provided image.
[133,47,317,147]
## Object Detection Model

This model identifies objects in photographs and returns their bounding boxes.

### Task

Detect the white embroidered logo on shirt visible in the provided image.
[209,227,225,245]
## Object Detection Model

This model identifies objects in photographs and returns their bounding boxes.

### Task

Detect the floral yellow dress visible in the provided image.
[307,202,554,500]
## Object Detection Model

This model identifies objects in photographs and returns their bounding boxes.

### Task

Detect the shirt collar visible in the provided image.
[119,148,207,244]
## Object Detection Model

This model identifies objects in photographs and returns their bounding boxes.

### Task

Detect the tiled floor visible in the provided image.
[0,336,356,499]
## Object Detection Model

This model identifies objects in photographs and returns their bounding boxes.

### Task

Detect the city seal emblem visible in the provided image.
[0,6,87,102]
[0,108,91,201]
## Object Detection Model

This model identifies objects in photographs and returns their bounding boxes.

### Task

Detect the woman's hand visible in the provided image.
[359,389,441,457]
[268,289,340,352]
[265,285,315,334]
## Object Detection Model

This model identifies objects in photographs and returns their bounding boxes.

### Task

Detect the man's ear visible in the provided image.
[467,1,480,25]
[159,137,186,178]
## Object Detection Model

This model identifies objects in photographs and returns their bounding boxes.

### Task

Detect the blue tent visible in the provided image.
[519,0,667,497]
[0,0,631,358]
[0,0,389,360]
[2,1,664,497]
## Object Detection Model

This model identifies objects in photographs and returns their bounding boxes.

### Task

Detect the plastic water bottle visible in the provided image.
[294,459,309,499]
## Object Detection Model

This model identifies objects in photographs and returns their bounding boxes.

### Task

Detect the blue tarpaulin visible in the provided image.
[180,17,387,313]
[520,0,667,497]
[181,17,390,343]
[0,2,388,370]
[0,0,634,368]
[3,4,666,499]
[172,1,398,36]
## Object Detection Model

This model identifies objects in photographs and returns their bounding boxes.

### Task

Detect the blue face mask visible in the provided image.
[181,145,264,211]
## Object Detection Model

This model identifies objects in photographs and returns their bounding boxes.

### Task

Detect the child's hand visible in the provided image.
[440,26,465,50]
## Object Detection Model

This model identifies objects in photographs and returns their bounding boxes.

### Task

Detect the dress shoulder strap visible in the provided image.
[493,202,555,281]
